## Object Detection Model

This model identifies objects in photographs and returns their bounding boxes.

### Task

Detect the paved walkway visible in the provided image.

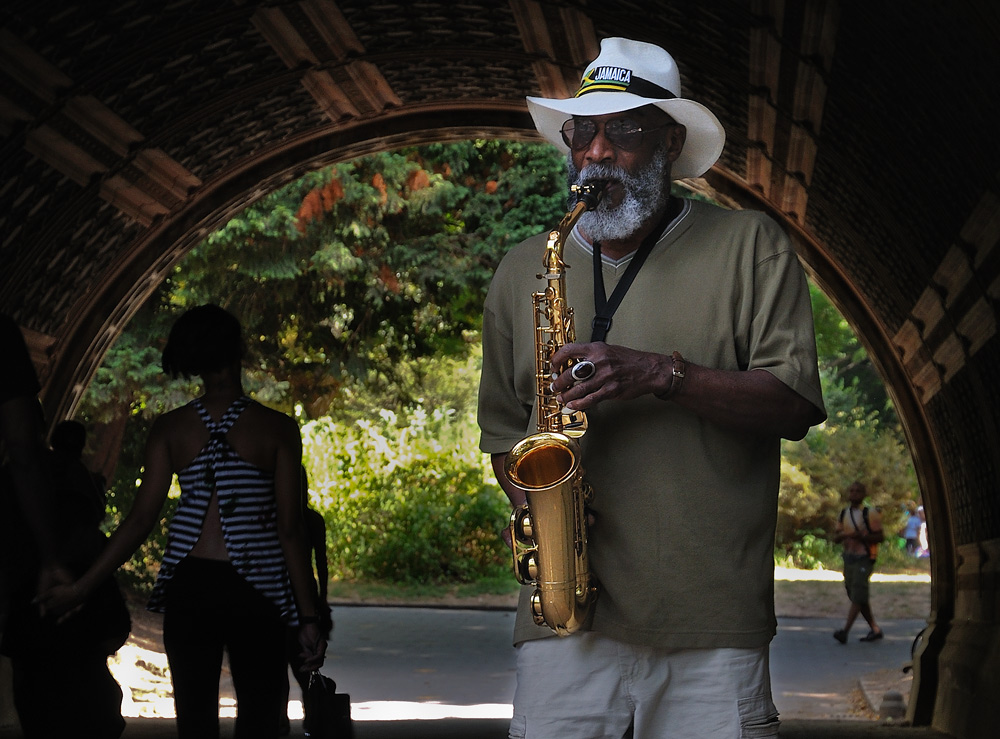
[300,608,924,724]
[1,607,944,737]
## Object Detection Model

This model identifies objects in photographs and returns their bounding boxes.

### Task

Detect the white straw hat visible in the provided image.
[526,38,725,180]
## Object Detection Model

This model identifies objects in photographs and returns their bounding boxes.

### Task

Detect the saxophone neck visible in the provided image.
[548,181,607,267]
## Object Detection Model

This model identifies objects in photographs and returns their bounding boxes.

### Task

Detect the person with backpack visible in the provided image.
[832,481,884,643]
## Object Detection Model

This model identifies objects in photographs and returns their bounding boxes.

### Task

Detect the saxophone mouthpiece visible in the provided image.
[574,180,607,210]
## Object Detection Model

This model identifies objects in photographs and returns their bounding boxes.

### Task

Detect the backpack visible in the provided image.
[840,506,880,560]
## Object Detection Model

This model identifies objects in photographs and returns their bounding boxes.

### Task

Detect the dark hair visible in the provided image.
[161,304,246,378]
[51,420,86,456]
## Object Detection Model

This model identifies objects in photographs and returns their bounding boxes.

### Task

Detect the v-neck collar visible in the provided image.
[570,197,692,272]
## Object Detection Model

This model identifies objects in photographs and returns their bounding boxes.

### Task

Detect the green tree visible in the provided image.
[775,287,917,562]
[809,283,897,429]
[89,141,567,422]
[301,385,509,584]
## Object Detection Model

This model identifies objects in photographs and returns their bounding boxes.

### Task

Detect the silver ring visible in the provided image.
[571,360,596,382]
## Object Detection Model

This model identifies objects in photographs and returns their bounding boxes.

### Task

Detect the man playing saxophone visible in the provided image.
[477,38,826,738]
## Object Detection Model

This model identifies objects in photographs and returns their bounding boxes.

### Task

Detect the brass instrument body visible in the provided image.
[506,432,595,636]
[504,182,603,636]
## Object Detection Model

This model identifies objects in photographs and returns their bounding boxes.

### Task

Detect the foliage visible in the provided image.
[83,140,566,422]
[77,308,200,425]
[808,282,898,429]
[101,413,173,594]
[775,523,931,574]
[779,418,916,543]
[776,460,841,548]
[874,536,933,574]
[300,390,510,584]
[326,574,518,602]
[774,529,840,570]
[147,140,568,419]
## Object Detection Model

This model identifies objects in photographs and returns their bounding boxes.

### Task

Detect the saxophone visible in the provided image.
[504,181,603,636]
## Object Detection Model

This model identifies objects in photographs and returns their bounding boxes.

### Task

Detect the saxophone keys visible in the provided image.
[530,590,546,626]
[511,506,533,541]
[560,409,588,437]
[517,551,539,583]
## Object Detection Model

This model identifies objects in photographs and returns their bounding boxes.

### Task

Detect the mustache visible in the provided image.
[566,147,671,242]
[573,163,628,187]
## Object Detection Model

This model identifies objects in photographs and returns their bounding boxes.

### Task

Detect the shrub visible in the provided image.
[774,529,841,570]
[302,406,509,584]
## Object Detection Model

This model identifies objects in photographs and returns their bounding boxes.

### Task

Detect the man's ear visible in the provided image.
[667,124,687,162]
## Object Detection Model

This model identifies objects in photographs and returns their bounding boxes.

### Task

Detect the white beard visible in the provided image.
[567,146,671,243]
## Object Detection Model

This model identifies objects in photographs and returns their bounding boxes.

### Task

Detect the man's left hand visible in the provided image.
[550,341,672,410]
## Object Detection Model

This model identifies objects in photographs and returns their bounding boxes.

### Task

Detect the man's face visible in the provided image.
[565,107,685,242]
[848,483,866,505]
[567,107,683,206]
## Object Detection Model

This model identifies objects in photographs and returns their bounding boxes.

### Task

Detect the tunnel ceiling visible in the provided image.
[2,2,999,545]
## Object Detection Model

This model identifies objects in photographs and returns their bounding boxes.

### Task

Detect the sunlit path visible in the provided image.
[774,566,930,583]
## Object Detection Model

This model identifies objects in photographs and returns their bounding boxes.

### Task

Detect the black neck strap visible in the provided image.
[590,208,674,342]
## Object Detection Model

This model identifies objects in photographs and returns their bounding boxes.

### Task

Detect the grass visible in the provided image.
[325,557,932,621]
[326,573,519,606]
[775,535,933,577]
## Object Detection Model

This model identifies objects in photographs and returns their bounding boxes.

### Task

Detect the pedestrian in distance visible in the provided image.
[902,501,921,556]
[49,419,108,526]
[478,37,827,738]
[832,481,885,644]
[916,504,930,558]
[38,304,327,739]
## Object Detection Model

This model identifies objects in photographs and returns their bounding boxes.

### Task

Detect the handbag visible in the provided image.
[303,670,353,738]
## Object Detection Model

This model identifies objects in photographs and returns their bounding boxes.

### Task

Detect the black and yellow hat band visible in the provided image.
[575,68,676,100]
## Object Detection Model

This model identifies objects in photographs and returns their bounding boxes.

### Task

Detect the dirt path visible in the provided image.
[125,567,932,649]
[773,566,931,619]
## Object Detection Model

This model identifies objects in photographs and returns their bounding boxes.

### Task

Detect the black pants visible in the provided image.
[163,557,287,739]
[282,626,311,713]
[11,650,124,738]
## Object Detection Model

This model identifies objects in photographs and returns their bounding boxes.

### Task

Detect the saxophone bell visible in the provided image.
[506,432,595,636]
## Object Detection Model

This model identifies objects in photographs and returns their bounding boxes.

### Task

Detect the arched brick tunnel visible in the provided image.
[2,3,998,736]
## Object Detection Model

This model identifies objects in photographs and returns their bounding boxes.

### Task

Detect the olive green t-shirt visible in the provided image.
[478,198,825,649]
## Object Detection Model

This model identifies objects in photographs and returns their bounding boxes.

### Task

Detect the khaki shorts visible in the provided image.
[842,553,875,605]
[509,632,779,738]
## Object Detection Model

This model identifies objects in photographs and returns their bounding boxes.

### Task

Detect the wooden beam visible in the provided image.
[254,1,400,124]
[747,0,838,223]
[510,0,596,99]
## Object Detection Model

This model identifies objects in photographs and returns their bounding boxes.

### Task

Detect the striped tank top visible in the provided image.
[147,395,299,623]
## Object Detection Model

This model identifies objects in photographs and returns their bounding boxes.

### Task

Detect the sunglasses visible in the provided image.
[560,118,675,152]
